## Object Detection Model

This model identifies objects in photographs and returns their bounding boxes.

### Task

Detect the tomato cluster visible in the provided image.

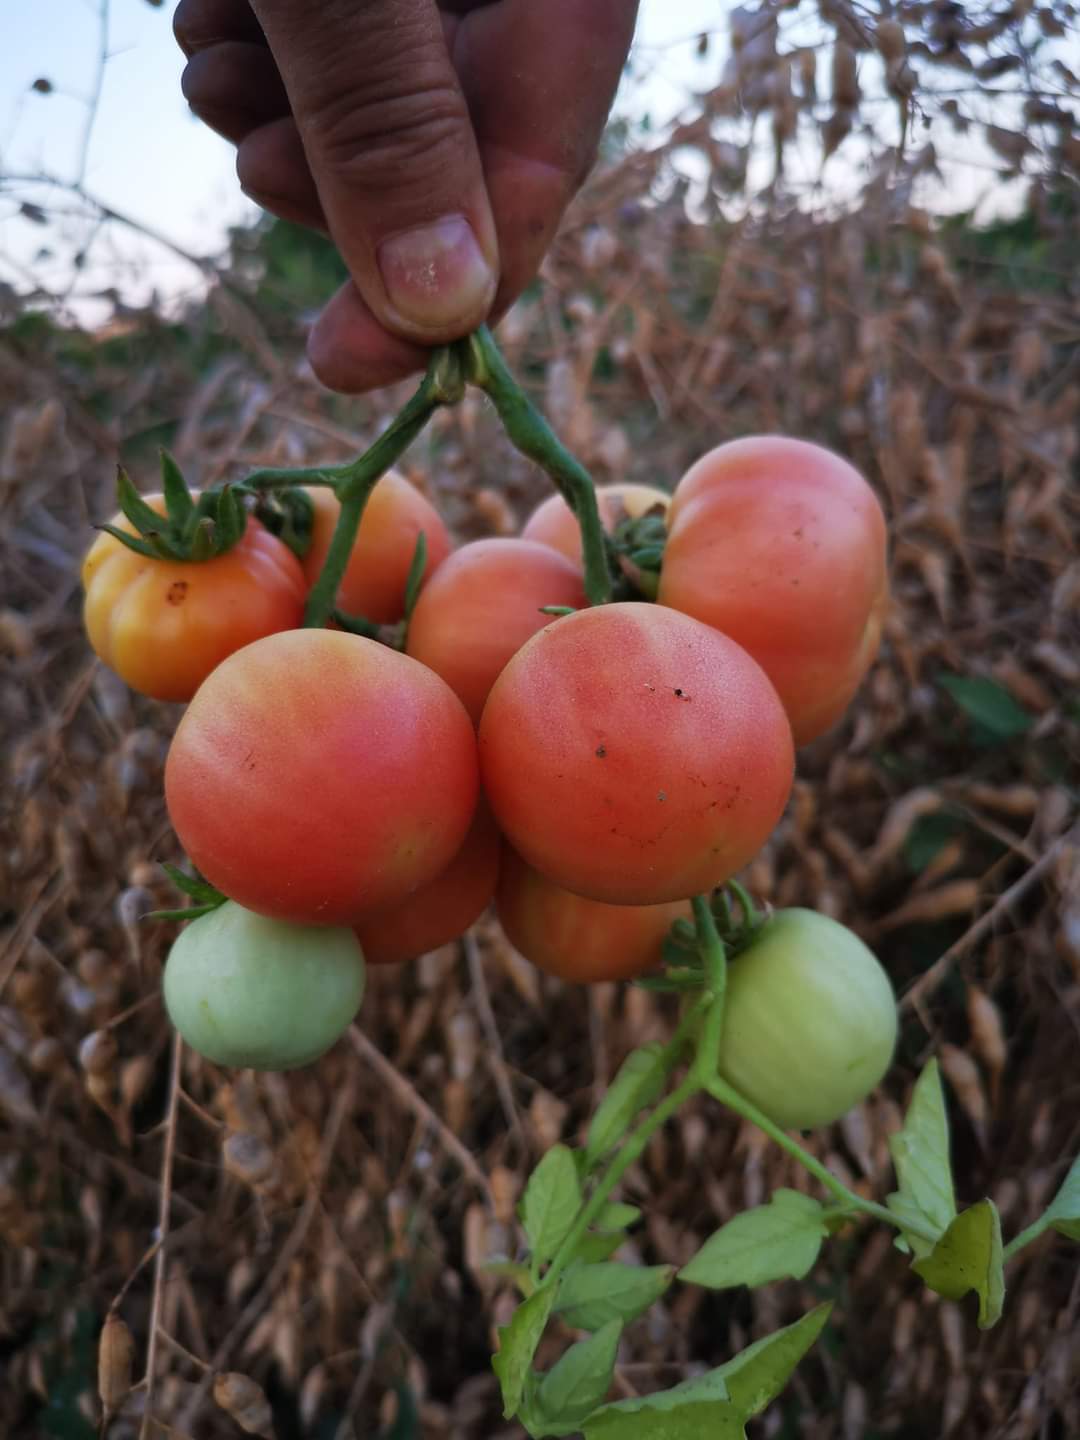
[83,435,895,1113]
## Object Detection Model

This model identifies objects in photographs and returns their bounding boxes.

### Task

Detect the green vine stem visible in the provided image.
[301,347,465,628]
[464,326,615,606]
[690,896,727,1086]
[706,1075,941,1246]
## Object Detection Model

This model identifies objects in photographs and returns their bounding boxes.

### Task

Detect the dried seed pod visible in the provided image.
[119,1054,156,1113]
[224,1132,276,1190]
[213,1372,275,1438]
[939,1044,990,1149]
[832,42,859,108]
[79,1029,117,1077]
[29,1037,66,1075]
[97,1311,135,1415]
[875,19,905,62]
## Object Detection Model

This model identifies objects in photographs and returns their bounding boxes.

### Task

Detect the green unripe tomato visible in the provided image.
[718,908,897,1130]
[163,902,365,1070]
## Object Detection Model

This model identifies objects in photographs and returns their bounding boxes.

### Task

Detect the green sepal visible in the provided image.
[97,523,165,561]
[160,862,226,907]
[159,449,195,527]
[144,902,225,924]
[403,530,428,624]
[252,485,316,560]
[188,516,218,562]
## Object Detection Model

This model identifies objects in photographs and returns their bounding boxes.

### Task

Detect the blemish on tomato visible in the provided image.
[167,580,189,606]
[595,745,607,758]
[673,688,690,700]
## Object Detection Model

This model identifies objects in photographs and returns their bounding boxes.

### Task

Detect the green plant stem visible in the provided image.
[691,896,727,1085]
[240,467,341,490]
[546,1074,703,1287]
[464,326,614,606]
[302,349,463,628]
[1002,1219,1047,1263]
[706,1076,940,1246]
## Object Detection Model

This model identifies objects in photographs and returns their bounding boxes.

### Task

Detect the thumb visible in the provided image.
[247,0,498,343]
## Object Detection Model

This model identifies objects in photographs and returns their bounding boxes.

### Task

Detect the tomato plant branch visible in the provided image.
[545,1073,702,1287]
[1002,1219,1046,1263]
[706,1075,940,1245]
[463,326,615,607]
[301,349,464,628]
[690,896,727,1085]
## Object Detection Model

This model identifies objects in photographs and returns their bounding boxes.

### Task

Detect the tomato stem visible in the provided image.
[691,895,727,1084]
[463,326,615,606]
[706,1075,941,1245]
[301,348,464,628]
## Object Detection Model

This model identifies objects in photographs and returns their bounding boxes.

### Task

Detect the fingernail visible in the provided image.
[377,215,496,333]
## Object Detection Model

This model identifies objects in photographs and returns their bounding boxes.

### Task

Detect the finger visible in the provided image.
[249,0,499,344]
[235,117,327,230]
[174,0,267,56]
[454,0,639,307]
[180,42,290,144]
[306,283,428,394]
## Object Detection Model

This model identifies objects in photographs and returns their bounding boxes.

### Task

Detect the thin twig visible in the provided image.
[139,1031,182,1440]
[348,1025,493,1203]
[76,0,110,186]
[464,932,525,1144]
[902,825,1076,1020]
[176,1081,355,1431]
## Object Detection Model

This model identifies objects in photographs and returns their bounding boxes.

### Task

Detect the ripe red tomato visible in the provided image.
[405,539,586,724]
[300,472,451,623]
[479,603,794,906]
[718,908,897,1130]
[82,498,305,702]
[353,803,500,964]
[497,847,689,982]
[658,438,888,745]
[522,483,671,566]
[165,629,479,924]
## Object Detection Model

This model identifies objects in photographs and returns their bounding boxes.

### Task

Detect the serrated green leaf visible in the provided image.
[586,1046,666,1167]
[556,1262,672,1332]
[1043,1154,1080,1241]
[483,1259,534,1296]
[887,1059,956,1256]
[937,673,1033,741]
[583,1305,831,1439]
[913,1199,1005,1329]
[536,1320,621,1435]
[679,1190,827,1291]
[159,450,194,526]
[403,530,428,624]
[493,1287,555,1419]
[520,1146,582,1266]
[595,1203,641,1231]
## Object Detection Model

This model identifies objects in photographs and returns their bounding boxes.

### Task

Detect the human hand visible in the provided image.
[174,0,638,391]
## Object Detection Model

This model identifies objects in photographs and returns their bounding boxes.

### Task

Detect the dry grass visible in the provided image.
[3,7,1080,1436]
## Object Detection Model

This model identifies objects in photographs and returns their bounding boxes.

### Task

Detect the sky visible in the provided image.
[0,1,1051,322]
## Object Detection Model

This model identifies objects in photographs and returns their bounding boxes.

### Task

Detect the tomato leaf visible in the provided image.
[582,1304,831,1439]
[887,1058,956,1256]
[403,530,428,625]
[535,1320,621,1436]
[492,1286,555,1419]
[679,1189,827,1291]
[595,1203,641,1231]
[555,1262,673,1331]
[482,1259,535,1296]
[520,1145,582,1266]
[585,1045,666,1167]
[1043,1154,1080,1242]
[567,1231,627,1265]
[913,1199,1005,1329]
[937,672,1034,741]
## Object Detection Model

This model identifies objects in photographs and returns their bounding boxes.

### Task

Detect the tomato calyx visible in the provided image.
[609,505,668,600]
[100,453,250,563]
[640,880,770,994]
[249,484,316,561]
[145,862,228,924]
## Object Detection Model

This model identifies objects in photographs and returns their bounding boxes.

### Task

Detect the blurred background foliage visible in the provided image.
[2,2,1079,1438]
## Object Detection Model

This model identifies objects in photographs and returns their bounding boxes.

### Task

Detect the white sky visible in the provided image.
[0,1,1056,320]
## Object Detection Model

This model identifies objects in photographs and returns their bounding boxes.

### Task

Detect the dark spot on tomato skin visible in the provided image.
[167,581,188,606]
[595,745,607,758]
[673,688,690,700]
